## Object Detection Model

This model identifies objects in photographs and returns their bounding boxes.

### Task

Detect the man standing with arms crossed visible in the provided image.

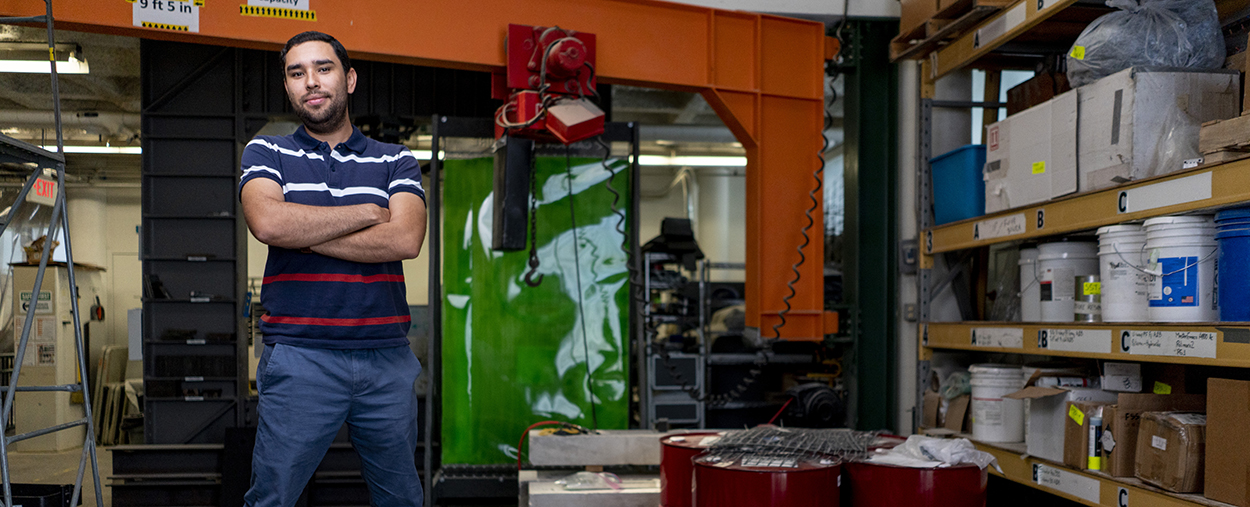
[239,31,426,506]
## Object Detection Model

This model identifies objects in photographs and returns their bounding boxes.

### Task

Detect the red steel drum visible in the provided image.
[693,454,841,507]
[844,461,987,507]
[660,432,723,507]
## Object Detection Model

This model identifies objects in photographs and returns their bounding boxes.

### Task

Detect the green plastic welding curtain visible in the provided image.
[441,154,631,464]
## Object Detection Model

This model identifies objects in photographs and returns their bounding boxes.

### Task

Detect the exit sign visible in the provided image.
[28,178,57,207]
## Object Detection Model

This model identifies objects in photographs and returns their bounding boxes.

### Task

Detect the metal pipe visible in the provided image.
[14,384,82,392]
[6,418,87,444]
[0,182,141,189]
[424,115,443,507]
[0,111,140,139]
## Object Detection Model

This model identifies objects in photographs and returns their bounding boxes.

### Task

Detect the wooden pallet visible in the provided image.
[1199,114,1250,154]
[890,0,1013,62]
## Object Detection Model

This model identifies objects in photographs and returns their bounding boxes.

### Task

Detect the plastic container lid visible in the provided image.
[1216,207,1250,222]
[969,364,1023,375]
[1096,224,1144,235]
[1143,216,1215,228]
[1037,241,1098,260]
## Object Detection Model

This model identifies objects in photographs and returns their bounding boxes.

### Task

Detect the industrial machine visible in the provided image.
[493,24,605,145]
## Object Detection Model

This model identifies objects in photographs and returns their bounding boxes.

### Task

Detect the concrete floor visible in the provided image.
[5,446,111,507]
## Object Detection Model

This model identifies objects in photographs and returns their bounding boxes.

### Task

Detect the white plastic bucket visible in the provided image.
[969,364,1025,443]
[1037,241,1099,322]
[1097,224,1150,322]
[1019,247,1040,321]
[1143,216,1218,322]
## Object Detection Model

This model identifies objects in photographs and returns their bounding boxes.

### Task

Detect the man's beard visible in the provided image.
[291,92,349,134]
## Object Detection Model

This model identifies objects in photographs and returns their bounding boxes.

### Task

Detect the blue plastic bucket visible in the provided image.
[1217,221,1250,321]
[931,145,986,225]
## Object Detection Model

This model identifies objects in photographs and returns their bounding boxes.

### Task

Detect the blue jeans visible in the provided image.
[245,343,424,507]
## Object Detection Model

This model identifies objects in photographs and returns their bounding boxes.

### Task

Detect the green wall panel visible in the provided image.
[441,154,631,464]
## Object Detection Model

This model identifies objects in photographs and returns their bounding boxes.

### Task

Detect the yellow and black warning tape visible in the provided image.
[239,5,316,21]
[141,21,190,31]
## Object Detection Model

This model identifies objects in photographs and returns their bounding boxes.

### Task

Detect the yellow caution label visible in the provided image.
[1088,456,1102,470]
[1069,405,1085,426]
[239,5,317,21]
[1070,46,1086,60]
[1083,282,1101,295]
[48,47,55,61]
[1153,382,1172,395]
[141,21,190,31]
[1032,161,1046,175]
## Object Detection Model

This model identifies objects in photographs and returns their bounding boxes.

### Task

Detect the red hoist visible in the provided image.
[493,24,605,144]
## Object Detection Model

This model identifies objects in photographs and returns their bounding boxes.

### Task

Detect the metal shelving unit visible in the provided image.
[911,2,1250,505]
[642,252,704,428]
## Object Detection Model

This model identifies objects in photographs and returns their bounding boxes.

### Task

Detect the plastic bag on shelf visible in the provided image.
[1148,103,1201,179]
[941,371,972,400]
[555,471,624,490]
[868,435,1001,471]
[1066,0,1223,87]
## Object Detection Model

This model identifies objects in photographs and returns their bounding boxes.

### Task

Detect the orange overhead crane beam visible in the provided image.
[2,0,830,340]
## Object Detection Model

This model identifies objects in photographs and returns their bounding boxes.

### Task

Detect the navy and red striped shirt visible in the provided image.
[239,125,425,349]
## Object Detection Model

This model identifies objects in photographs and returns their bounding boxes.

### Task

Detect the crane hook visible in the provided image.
[523,256,543,287]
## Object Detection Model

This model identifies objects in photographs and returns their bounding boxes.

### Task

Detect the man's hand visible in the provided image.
[309,193,427,263]
[242,178,389,249]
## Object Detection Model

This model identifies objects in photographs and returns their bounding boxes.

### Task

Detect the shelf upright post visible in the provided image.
[915,90,934,432]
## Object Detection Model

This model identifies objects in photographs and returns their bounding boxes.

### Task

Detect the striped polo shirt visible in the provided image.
[239,125,425,349]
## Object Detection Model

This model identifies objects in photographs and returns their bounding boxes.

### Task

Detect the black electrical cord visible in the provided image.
[565,147,599,430]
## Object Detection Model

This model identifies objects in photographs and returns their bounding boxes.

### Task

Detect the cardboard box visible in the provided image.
[1078,67,1239,192]
[1006,385,1117,463]
[1102,362,1142,393]
[899,0,939,38]
[1144,363,1187,394]
[984,89,1078,213]
[1063,401,1111,470]
[1101,393,1206,477]
[944,394,971,432]
[922,390,941,428]
[1136,412,1206,493]
[1205,378,1250,506]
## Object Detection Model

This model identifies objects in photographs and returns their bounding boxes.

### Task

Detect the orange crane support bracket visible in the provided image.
[3,0,828,341]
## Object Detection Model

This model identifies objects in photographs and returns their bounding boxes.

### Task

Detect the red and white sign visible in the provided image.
[28,177,57,207]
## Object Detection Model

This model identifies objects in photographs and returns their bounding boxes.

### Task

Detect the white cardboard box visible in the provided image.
[1007,386,1118,463]
[984,89,1078,213]
[1078,67,1239,192]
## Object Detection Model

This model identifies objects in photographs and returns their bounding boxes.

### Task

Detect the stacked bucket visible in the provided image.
[1217,208,1250,321]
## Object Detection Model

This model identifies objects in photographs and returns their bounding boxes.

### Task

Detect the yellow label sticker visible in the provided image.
[1083,282,1101,295]
[1070,46,1086,60]
[1069,405,1085,426]
[1153,382,1172,395]
[1088,456,1102,470]
[1032,161,1046,175]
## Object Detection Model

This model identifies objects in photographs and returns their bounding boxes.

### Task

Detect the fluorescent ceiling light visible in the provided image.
[41,145,140,154]
[0,42,88,74]
[637,155,747,167]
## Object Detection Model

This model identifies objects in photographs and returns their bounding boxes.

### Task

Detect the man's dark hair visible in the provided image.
[280,31,352,71]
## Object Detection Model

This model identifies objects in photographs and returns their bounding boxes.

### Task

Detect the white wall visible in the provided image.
[666,0,899,17]
[638,168,746,282]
